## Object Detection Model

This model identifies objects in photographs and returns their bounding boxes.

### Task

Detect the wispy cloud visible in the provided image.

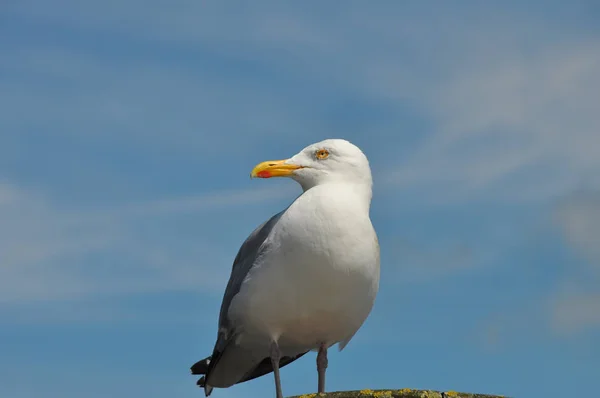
[2,2,600,397]
[4,2,599,311]
[5,2,600,205]
[556,193,600,268]
[386,238,478,283]
[478,192,600,344]
[383,40,600,203]
[0,181,294,305]
[550,292,600,336]
[548,193,600,334]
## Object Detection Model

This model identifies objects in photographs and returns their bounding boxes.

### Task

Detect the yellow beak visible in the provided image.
[250,159,303,178]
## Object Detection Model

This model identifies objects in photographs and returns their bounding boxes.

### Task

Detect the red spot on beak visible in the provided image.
[257,170,272,178]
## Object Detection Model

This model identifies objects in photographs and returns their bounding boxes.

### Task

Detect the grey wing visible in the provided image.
[217,210,284,331]
[192,211,294,394]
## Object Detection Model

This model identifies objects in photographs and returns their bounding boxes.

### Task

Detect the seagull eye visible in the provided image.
[315,149,329,160]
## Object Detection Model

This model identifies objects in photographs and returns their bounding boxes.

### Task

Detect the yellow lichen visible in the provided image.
[360,390,375,396]
[298,394,316,398]
[373,391,393,397]
[419,391,441,398]
[397,388,412,394]
[444,391,459,397]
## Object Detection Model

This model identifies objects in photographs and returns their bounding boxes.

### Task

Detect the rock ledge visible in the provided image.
[290,389,505,398]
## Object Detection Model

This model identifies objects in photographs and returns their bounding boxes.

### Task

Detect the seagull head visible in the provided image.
[250,139,372,191]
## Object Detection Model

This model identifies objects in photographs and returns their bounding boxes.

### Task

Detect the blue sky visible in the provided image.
[1,1,599,397]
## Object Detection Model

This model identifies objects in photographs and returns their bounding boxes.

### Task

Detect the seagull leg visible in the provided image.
[270,341,284,398]
[317,343,328,393]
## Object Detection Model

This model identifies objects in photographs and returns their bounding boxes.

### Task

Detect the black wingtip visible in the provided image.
[190,356,211,375]
[196,376,206,387]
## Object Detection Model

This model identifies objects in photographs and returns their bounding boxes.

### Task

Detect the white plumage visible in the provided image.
[191,139,380,398]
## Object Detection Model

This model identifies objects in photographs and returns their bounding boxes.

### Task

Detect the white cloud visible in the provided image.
[382,41,600,203]
[481,193,600,341]
[478,290,600,350]
[0,46,314,157]
[545,194,600,334]
[478,298,549,351]
[0,181,293,305]
[556,194,600,267]
[4,2,600,341]
[550,292,600,336]
[5,2,600,202]
[116,185,297,217]
[386,238,478,283]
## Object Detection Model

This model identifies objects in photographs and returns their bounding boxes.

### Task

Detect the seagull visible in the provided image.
[191,139,380,398]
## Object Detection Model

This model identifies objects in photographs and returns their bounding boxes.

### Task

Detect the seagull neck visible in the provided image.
[302,181,373,211]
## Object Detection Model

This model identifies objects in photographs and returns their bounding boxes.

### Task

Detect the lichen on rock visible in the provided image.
[289,389,506,398]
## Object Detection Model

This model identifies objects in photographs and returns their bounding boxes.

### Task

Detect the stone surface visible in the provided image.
[289,389,506,398]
